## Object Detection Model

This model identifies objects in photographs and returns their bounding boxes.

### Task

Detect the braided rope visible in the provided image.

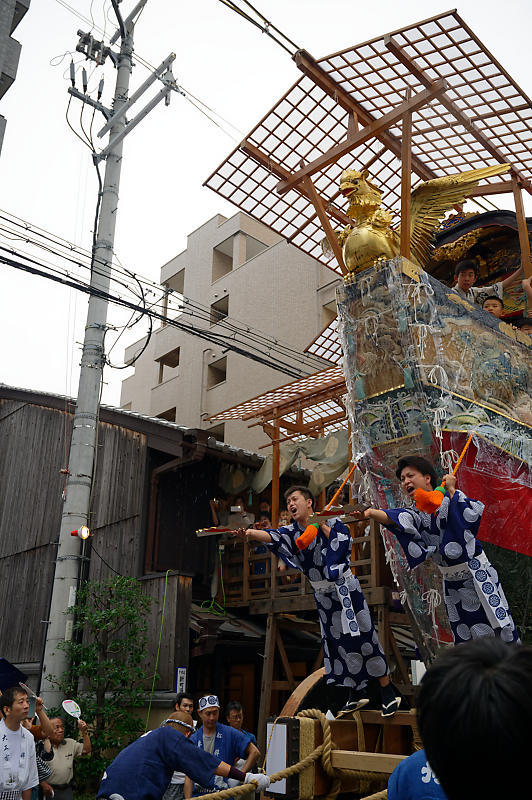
[192,708,389,800]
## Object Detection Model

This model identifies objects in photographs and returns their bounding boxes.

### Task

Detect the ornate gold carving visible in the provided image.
[333,164,510,274]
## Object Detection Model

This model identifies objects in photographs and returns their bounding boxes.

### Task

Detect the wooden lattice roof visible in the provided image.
[205,10,532,276]
[207,365,347,441]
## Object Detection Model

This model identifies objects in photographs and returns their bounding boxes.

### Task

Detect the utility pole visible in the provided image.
[40,3,177,705]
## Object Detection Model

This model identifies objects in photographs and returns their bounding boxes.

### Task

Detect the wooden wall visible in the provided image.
[0,399,148,665]
[140,572,192,689]
[0,400,67,663]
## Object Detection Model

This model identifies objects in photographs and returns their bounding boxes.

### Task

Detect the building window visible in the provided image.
[207,423,225,442]
[207,356,227,388]
[169,268,185,295]
[212,239,233,282]
[321,300,337,329]
[157,346,180,384]
[210,296,229,326]
[156,407,176,422]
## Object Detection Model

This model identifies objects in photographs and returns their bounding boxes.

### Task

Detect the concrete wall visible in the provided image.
[120,212,336,452]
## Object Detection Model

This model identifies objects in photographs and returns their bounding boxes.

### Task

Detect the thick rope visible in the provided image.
[192,708,389,800]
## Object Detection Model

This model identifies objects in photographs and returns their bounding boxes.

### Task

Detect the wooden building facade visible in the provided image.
[0,385,322,729]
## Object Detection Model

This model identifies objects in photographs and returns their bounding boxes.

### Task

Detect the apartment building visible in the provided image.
[0,0,30,155]
[120,211,338,452]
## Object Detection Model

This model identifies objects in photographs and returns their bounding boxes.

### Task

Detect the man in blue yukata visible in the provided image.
[184,696,259,798]
[234,486,399,717]
[361,456,519,646]
[97,711,269,800]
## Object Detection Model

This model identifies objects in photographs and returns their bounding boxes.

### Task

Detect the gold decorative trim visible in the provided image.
[425,383,532,429]
[400,259,421,283]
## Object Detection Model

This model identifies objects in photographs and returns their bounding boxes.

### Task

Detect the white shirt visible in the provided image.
[454,280,503,305]
[0,720,38,793]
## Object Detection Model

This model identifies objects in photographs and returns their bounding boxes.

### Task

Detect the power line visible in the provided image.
[0,212,328,373]
[1,249,313,379]
[54,0,244,142]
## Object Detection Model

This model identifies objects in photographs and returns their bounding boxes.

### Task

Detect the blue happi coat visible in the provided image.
[384,490,519,644]
[265,519,389,691]
[97,727,221,800]
[190,723,251,795]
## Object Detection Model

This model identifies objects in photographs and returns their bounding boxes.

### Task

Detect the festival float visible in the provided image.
[203,10,532,796]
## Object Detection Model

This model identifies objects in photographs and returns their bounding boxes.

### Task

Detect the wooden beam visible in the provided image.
[302,175,347,274]
[271,416,280,528]
[279,667,325,717]
[275,629,296,691]
[400,90,412,259]
[467,180,513,196]
[240,141,352,230]
[512,175,532,278]
[383,36,532,194]
[276,82,447,196]
[294,49,437,183]
[331,750,405,773]
[257,613,276,752]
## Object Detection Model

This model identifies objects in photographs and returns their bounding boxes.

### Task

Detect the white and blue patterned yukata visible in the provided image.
[265,519,389,691]
[384,491,519,645]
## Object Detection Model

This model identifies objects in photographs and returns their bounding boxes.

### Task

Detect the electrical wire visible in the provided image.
[144,569,170,732]
[90,542,124,575]
[54,0,245,143]
[0,213,327,373]
[217,0,300,56]
[110,0,126,40]
[1,250,311,378]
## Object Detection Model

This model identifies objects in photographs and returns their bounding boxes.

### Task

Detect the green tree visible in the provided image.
[54,576,153,791]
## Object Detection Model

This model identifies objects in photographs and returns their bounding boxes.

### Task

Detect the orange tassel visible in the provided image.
[413,432,475,514]
[296,523,320,550]
[413,485,446,513]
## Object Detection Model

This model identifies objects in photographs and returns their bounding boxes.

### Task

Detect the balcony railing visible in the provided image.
[219,522,382,610]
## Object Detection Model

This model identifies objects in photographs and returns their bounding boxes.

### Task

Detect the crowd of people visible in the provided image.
[97,693,265,800]
[0,683,90,800]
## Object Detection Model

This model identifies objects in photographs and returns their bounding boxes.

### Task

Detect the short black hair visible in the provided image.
[454,258,479,277]
[175,691,194,709]
[417,638,532,799]
[225,700,243,716]
[396,456,438,490]
[481,294,503,308]
[283,485,315,508]
[0,686,27,717]
[514,316,532,329]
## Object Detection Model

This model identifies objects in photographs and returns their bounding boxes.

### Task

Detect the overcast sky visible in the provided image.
[1,0,532,406]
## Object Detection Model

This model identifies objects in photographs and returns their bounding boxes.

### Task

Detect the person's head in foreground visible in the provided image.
[417,637,532,799]
[0,686,29,726]
[161,710,195,738]
[482,294,504,318]
[454,259,479,292]
[396,456,438,497]
[284,485,314,523]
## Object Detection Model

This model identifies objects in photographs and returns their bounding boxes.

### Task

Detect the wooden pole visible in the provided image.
[271,416,280,527]
[302,175,347,274]
[257,613,276,753]
[512,174,532,279]
[400,89,412,260]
